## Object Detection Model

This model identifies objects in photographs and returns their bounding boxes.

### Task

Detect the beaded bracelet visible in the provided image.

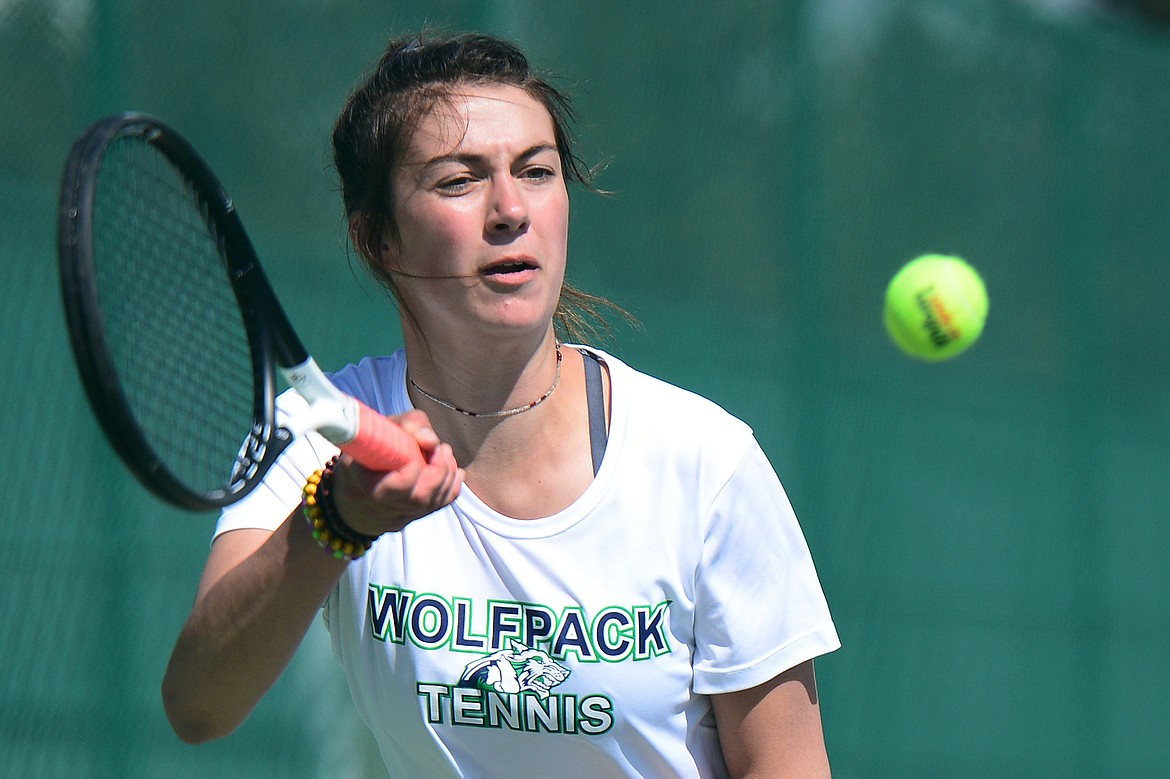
[302,456,378,561]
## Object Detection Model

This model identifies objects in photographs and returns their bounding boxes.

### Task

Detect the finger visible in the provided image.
[362,443,446,502]
[425,469,461,512]
[428,440,460,471]
[439,460,464,506]
[342,453,420,494]
[417,448,464,510]
[394,409,441,452]
[440,467,464,506]
[423,454,461,510]
[376,458,426,494]
[410,445,457,501]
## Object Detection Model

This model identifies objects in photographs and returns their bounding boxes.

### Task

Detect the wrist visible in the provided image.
[302,456,379,561]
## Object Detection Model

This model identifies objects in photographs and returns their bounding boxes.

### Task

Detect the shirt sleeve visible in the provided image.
[691,440,840,695]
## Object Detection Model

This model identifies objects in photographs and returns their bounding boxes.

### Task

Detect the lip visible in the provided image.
[478,255,540,281]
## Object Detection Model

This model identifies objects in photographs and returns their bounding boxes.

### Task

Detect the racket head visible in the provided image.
[59,113,289,511]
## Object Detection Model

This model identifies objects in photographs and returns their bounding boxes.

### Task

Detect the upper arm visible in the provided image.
[194,526,282,601]
[711,659,831,779]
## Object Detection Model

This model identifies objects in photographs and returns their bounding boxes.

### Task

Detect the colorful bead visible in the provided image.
[301,457,377,562]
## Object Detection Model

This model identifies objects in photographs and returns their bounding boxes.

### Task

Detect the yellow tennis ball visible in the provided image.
[883,254,988,361]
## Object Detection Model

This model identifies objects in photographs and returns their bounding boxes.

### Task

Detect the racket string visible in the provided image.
[92,136,259,498]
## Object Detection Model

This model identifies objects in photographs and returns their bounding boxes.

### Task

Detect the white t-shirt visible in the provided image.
[216,347,840,778]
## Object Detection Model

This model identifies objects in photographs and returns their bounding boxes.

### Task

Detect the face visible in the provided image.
[381,83,570,345]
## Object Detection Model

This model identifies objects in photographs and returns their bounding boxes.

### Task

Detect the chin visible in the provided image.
[478,298,558,332]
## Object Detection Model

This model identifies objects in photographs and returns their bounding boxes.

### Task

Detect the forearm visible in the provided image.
[161,513,347,743]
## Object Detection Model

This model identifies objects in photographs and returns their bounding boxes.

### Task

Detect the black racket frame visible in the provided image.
[58,112,307,511]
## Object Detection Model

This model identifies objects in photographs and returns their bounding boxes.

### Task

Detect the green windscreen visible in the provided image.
[3,1,1169,776]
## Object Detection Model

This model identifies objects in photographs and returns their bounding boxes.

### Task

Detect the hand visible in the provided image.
[329,410,463,535]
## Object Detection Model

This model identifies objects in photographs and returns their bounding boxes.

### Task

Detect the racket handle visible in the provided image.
[282,357,424,471]
[341,401,426,471]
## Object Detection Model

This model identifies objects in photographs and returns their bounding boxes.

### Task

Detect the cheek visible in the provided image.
[539,194,571,248]
[392,210,473,271]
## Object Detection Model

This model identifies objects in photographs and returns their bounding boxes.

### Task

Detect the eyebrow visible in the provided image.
[421,142,559,170]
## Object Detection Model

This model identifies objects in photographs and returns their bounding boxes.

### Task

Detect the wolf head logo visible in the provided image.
[458,640,570,699]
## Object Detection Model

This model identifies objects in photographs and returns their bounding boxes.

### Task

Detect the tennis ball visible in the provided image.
[883,254,988,361]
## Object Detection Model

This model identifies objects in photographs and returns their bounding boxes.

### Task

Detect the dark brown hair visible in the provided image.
[332,32,630,344]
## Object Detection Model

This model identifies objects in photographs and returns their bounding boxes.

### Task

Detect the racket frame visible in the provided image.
[58,113,357,510]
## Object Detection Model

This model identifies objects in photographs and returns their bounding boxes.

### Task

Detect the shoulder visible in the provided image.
[598,348,753,443]
[325,350,408,415]
[587,347,759,488]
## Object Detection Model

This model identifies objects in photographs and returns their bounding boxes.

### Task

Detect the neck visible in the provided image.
[403,327,562,425]
[409,342,563,418]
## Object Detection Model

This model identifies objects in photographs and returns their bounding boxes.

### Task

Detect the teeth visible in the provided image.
[487,262,528,274]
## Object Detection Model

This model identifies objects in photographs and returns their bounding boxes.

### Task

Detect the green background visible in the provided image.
[3,0,1169,776]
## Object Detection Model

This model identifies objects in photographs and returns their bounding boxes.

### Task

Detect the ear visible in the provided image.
[346,212,366,248]
[351,212,400,269]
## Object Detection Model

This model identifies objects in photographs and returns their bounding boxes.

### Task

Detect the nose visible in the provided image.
[487,175,529,236]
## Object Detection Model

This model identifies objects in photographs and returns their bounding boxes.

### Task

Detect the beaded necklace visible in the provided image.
[408,342,563,418]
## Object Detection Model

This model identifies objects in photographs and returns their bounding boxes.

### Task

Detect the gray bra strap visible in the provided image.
[581,349,607,476]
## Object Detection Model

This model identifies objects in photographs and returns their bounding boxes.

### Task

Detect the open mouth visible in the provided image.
[481,259,538,277]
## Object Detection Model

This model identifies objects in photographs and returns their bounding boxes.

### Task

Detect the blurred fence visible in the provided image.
[3,1,1169,776]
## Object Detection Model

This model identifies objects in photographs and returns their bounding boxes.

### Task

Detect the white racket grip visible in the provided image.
[282,357,424,471]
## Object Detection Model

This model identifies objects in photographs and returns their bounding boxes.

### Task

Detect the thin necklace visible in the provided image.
[409,342,563,418]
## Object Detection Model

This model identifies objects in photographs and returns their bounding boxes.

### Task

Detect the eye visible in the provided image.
[520,165,556,182]
[436,173,477,194]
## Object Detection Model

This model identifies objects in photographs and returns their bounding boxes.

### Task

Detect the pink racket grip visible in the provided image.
[339,401,425,471]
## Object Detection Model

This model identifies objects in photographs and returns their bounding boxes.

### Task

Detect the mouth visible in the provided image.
[480,257,539,278]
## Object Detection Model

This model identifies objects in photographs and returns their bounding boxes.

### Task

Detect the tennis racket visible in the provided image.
[58,112,423,511]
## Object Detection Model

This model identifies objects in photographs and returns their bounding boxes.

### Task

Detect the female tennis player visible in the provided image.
[162,32,840,778]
